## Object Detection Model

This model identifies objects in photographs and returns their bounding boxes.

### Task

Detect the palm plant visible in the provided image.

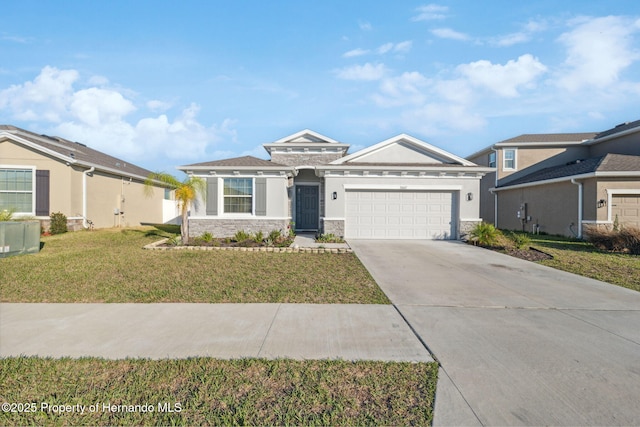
[144,172,206,244]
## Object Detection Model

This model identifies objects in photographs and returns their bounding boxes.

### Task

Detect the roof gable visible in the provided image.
[275,129,340,144]
[332,134,475,166]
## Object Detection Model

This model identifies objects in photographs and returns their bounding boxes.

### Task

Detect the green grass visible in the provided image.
[0,357,438,426]
[528,234,640,292]
[0,227,389,304]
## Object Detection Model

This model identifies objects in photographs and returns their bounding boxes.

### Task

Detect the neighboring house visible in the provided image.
[178,129,492,240]
[466,120,640,237]
[0,125,176,230]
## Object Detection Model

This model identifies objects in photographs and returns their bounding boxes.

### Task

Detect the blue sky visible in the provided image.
[2,1,640,173]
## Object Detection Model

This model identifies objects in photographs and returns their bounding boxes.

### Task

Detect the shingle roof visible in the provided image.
[339,162,470,167]
[0,125,153,179]
[183,155,288,168]
[498,153,640,187]
[497,133,598,144]
[593,119,640,140]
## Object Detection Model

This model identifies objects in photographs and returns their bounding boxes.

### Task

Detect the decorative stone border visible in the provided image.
[143,239,352,253]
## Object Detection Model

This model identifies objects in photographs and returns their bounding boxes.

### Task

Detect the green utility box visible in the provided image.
[0,221,41,258]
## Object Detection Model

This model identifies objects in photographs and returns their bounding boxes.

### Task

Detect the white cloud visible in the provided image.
[147,99,172,112]
[556,16,640,91]
[412,4,448,22]
[358,20,372,31]
[457,54,548,97]
[70,87,136,127]
[0,65,78,122]
[394,40,413,54]
[492,20,547,47]
[342,48,369,58]
[431,28,470,41]
[372,71,429,107]
[335,63,387,81]
[377,43,394,55]
[0,66,236,165]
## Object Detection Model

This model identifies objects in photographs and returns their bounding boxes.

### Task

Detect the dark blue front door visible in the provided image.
[296,185,319,230]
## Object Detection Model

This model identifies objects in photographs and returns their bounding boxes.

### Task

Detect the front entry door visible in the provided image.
[296,185,319,230]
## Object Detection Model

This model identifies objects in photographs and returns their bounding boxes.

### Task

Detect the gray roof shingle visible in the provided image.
[183,155,288,168]
[499,153,640,187]
[0,125,154,179]
[496,133,598,144]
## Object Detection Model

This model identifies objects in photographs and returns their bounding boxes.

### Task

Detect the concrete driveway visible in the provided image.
[349,240,640,426]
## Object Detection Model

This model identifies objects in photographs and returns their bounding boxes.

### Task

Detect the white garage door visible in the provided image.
[345,190,456,239]
[612,194,640,228]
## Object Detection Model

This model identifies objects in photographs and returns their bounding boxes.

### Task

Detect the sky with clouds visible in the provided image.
[1,1,640,173]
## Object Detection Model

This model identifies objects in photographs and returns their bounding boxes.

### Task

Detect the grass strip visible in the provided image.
[0,228,389,304]
[529,234,640,292]
[0,357,437,426]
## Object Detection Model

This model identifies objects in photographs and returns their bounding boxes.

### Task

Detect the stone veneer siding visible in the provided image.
[189,218,290,238]
[321,218,345,237]
[270,152,344,166]
[459,220,480,238]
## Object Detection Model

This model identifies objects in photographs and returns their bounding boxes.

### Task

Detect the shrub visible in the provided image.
[201,231,214,242]
[166,234,181,246]
[268,229,282,242]
[468,222,501,247]
[316,233,345,243]
[233,230,250,242]
[0,208,15,221]
[507,231,531,249]
[253,231,264,244]
[49,212,68,235]
[585,224,640,255]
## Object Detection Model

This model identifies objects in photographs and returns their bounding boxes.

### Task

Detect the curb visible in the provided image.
[143,239,353,254]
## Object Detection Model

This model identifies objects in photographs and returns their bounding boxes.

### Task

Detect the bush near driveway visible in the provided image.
[0,227,388,304]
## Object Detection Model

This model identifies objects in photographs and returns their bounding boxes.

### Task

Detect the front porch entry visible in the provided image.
[295,185,319,231]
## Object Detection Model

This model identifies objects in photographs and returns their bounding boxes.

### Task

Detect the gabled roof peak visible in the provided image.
[274,129,340,144]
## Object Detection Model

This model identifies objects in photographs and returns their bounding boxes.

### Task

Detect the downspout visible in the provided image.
[491,146,498,226]
[82,167,95,228]
[571,178,583,239]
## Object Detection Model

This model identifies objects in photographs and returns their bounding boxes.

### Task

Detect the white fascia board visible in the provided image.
[0,132,76,164]
[584,125,640,145]
[274,129,340,144]
[332,133,476,166]
[318,164,493,173]
[494,140,586,147]
[491,172,596,191]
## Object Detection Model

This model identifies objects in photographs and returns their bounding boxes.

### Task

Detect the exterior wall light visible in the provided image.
[332,191,338,200]
[466,192,473,201]
[597,199,607,208]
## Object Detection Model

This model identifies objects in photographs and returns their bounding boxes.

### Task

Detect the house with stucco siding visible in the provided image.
[178,129,492,240]
[467,120,640,237]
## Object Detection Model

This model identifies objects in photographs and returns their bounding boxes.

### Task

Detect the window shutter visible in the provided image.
[255,178,267,216]
[206,178,218,215]
[35,170,50,216]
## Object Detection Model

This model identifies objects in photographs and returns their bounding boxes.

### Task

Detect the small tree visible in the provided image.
[144,172,206,244]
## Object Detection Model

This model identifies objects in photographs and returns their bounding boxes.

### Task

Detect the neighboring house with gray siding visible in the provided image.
[466,120,640,237]
[179,129,492,240]
[0,125,175,230]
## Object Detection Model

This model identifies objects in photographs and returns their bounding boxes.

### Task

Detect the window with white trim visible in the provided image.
[488,152,496,168]
[503,149,516,170]
[223,178,253,213]
[0,168,34,213]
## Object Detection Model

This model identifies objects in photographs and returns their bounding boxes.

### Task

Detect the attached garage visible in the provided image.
[345,190,457,239]
[612,194,640,228]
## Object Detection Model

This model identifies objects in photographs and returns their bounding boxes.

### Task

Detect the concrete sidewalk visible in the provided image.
[0,303,432,362]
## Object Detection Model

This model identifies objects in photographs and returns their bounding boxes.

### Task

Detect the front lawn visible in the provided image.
[0,357,438,426]
[0,228,389,304]
[529,234,640,292]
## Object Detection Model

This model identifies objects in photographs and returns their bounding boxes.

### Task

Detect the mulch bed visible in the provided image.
[501,246,553,261]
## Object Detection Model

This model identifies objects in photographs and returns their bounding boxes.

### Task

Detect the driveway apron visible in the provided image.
[349,239,640,426]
